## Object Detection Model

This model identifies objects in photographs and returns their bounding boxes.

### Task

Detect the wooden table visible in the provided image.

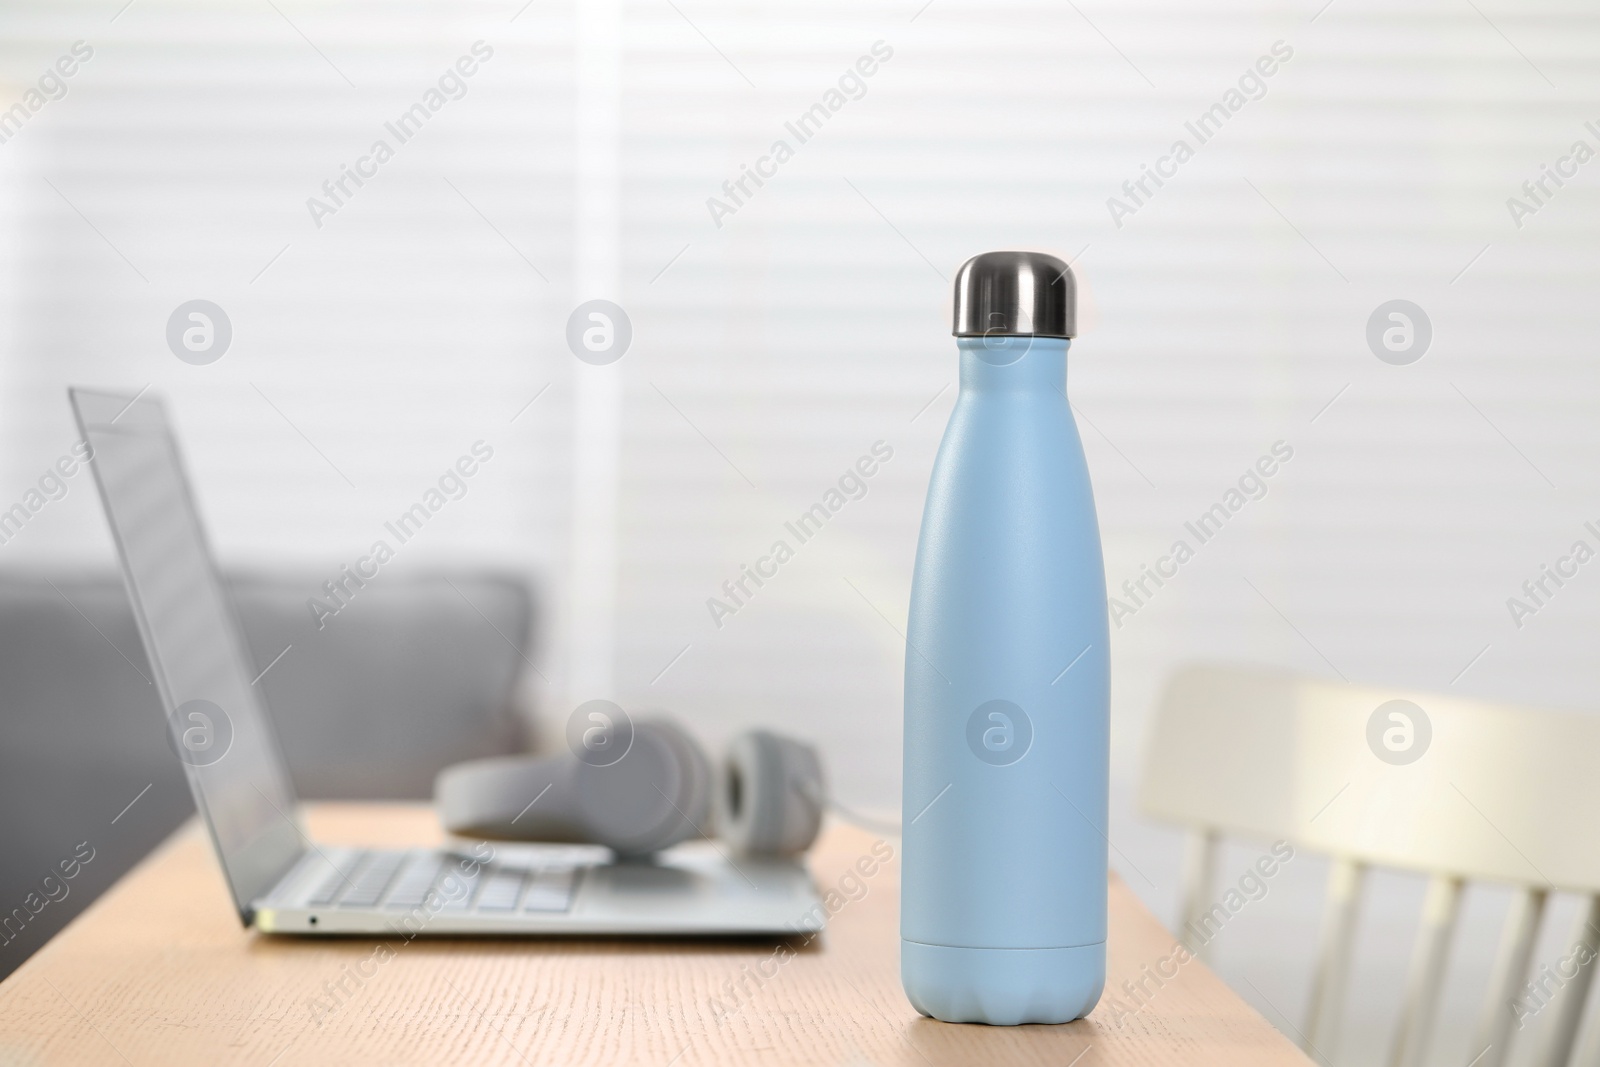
[0,804,1311,1065]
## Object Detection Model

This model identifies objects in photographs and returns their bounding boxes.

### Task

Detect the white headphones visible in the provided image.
[435,719,829,857]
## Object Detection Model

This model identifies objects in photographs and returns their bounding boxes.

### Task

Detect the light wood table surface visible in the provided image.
[0,803,1311,1066]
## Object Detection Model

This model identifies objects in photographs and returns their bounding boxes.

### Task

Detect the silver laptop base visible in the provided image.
[255,841,825,937]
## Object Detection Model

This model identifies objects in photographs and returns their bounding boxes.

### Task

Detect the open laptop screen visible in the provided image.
[71,388,303,922]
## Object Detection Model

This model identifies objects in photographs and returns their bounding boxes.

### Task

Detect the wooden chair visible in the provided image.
[1139,663,1600,1067]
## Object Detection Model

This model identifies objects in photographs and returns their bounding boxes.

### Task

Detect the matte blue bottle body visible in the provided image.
[901,337,1109,1024]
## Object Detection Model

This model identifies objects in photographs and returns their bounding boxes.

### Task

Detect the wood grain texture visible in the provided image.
[0,804,1311,1066]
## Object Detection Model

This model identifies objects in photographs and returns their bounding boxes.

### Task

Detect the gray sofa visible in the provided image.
[0,568,535,981]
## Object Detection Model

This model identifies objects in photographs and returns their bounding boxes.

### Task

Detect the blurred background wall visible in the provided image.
[2,1,1598,1060]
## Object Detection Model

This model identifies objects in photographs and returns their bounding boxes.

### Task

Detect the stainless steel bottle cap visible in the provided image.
[952,250,1076,338]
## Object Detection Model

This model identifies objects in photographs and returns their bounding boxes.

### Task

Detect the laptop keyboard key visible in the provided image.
[308,861,358,906]
[436,865,483,910]
[307,850,369,906]
[523,867,578,913]
[474,870,526,911]
[339,851,406,908]
[382,856,443,909]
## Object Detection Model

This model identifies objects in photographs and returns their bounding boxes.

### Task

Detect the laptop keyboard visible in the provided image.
[306,850,579,914]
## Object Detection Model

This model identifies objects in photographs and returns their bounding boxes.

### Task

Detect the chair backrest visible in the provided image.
[1139,663,1600,1067]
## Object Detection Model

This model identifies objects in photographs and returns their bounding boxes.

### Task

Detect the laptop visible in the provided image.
[70,387,824,937]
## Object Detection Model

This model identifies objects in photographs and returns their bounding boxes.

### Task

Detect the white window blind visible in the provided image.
[2,0,1598,873]
[0,0,579,700]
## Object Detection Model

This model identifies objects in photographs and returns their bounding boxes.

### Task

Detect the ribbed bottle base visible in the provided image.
[901,940,1105,1025]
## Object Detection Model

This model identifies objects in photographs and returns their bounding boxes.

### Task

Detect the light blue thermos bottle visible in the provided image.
[901,251,1109,1024]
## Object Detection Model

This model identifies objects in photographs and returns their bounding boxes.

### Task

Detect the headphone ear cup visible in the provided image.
[436,754,581,842]
[579,717,712,856]
[436,718,713,856]
[717,730,824,856]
